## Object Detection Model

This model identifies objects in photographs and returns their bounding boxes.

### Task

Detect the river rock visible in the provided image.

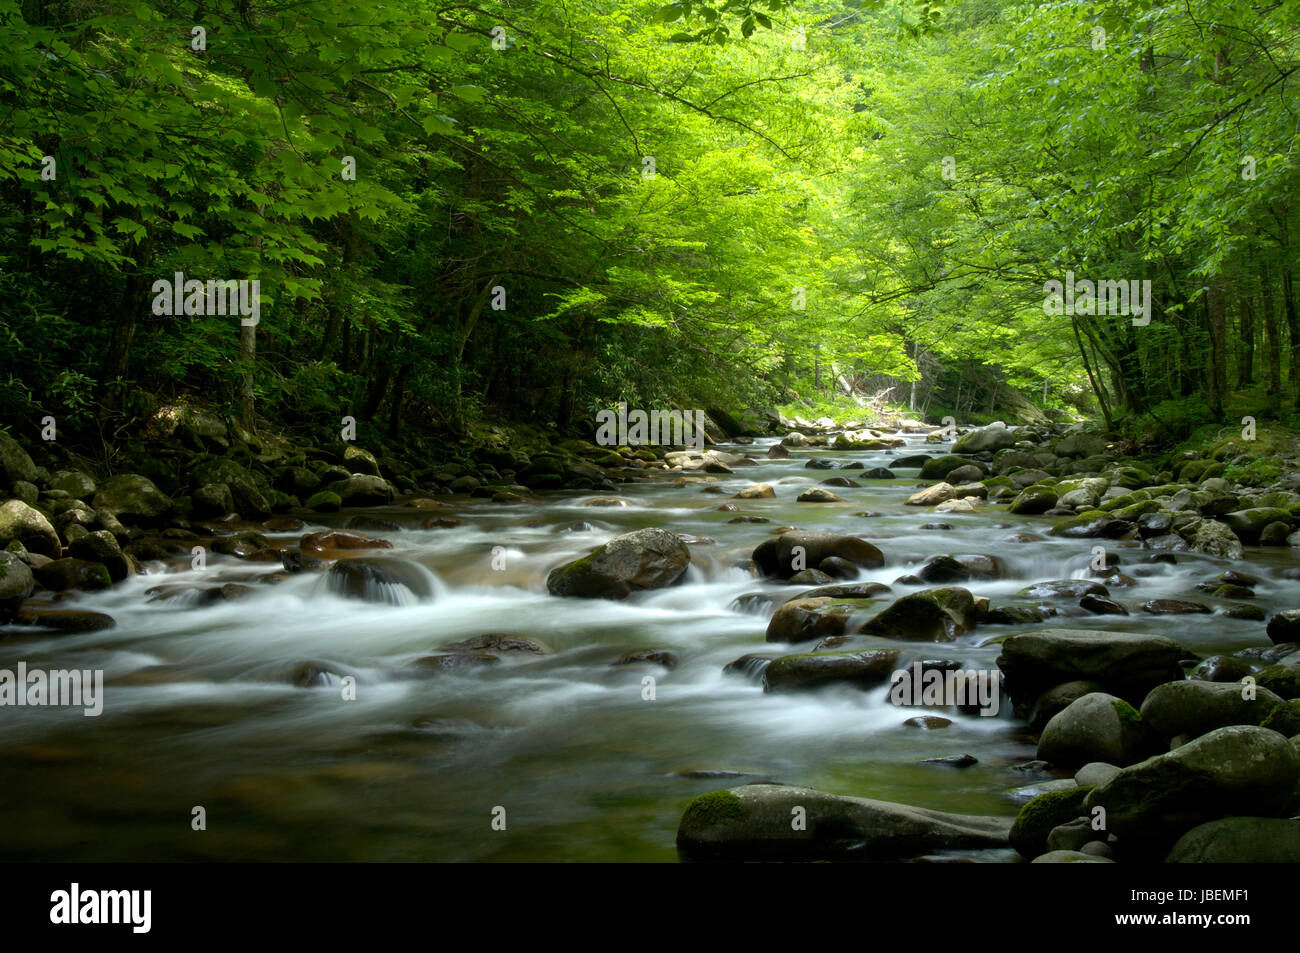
[735,483,775,499]
[1009,785,1092,858]
[1255,659,1300,699]
[0,500,61,558]
[1009,485,1058,514]
[546,527,690,599]
[762,649,900,692]
[751,531,883,579]
[1037,693,1152,768]
[324,474,396,506]
[1186,518,1243,559]
[48,470,96,498]
[765,597,861,643]
[1139,679,1282,741]
[1266,610,1300,645]
[0,551,35,622]
[436,633,551,655]
[857,587,976,642]
[905,483,958,506]
[91,473,173,524]
[11,605,117,632]
[1166,817,1300,863]
[996,629,1186,709]
[67,530,130,582]
[676,784,1011,860]
[796,488,843,503]
[324,557,435,604]
[33,557,111,592]
[1083,725,1300,856]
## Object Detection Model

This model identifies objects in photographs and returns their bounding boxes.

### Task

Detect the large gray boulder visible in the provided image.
[676,784,1012,860]
[952,424,1016,454]
[1083,725,1300,856]
[92,473,173,524]
[1037,692,1153,768]
[1166,817,1300,863]
[0,499,61,557]
[857,587,977,642]
[996,629,1186,709]
[547,528,690,599]
[0,432,38,488]
[751,530,883,579]
[1139,679,1283,741]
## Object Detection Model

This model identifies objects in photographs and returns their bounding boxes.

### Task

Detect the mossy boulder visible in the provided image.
[546,527,690,600]
[1221,507,1293,544]
[0,499,61,557]
[1166,817,1300,863]
[1008,485,1058,515]
[856,587,976,642]
[92,473,173,524]
[1084,725,1300,857]
[1139,679,1283,741]
[0,550,35,622]
[996,629,1186,709]
[1009,785,1093,859]
[1037,693,1153,769]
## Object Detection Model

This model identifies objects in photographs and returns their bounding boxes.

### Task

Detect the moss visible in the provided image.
[1112,699,1141,726]
[682,790,746,828]
[1261,701,1300,737]
[1009,785,1095,858]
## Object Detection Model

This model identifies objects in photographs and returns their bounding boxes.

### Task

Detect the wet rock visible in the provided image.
[765,597,861,643]
[1186,519,1243,559]
[305,491,342,512]
[546,527,690,600]
[1266,610,1300,645]
[762,649,900,692]
[1083,725,1300,856]
[919,456,978,480]
[905,483,958,506]
[323,474,395,506]
[0,551,35,621]
[1222,603,1266,621]
[766,444,790,459]
[1142,598,1210,615]
[919,754,978,768]
[1140,679,1283,742]
[300,530,393,556]
[1037,693,1153,768]
[437,633,551,656]
[324,558,434,604]
[787,568,833,585]
[1009,485,1058,515]
[33,558,112,592]
[613,649,679,670]
[67,530,130,582]
[903,715,952,729]
[1075,762,1121,787]
[751,531,883,580]
[1019,579,1108,600]
[722,654,777,681]
[1255,659,1300,699]
[861,467,895,480]
[411,653,500,674]
[857,587,976,642]
[1009,786,1091,859]
[11,605,116,633]
[1221,507,1292,544]
[1166,817,1300,863]
[91,473,173,524]
[1079,594,1128,615]
[676,784,1010,860]
[1190,655,1253,682]
[796,487,843,503]
[997,629,1186,709]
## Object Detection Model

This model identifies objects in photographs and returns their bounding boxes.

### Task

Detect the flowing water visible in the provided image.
[2,436,1296,861]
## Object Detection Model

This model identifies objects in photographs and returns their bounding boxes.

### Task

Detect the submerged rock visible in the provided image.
[676,784,1011,860]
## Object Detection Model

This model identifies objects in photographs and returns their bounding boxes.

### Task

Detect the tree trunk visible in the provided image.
[1206,278,1227,418]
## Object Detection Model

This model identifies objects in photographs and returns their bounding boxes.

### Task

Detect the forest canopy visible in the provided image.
[2,0,1298,451]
